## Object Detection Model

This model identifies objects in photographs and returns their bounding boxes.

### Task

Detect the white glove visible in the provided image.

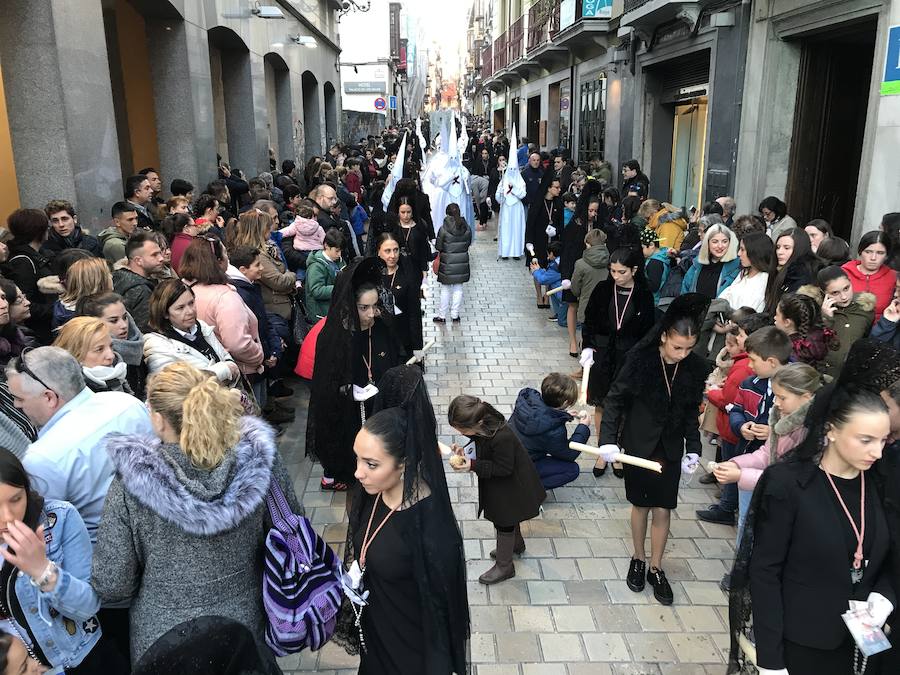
[865,592,894,627]
[579,348,594,368]
[597,444,620,463]
[560,279,572,290]
[757,669,789,675]
[526,243,535,255]
[569,409,591,425]
[545,225,557,238]
[682,453,701,474]
[352,384,379,402]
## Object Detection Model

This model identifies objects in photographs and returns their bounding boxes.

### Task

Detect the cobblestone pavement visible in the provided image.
[277,223,732,675]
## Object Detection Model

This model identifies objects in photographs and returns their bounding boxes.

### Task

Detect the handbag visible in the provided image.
[262,480,343,655]
[291,297,312,347]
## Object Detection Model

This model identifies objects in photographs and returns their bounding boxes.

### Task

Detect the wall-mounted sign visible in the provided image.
[344,81,385,94]
[374,97,387,110]
[582,0,612,19]
[560,0,576,30]
[882,25,900,96]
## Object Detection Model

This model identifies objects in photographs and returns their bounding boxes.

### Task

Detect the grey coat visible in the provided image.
[435,215,472,285]
[91,416,301,663]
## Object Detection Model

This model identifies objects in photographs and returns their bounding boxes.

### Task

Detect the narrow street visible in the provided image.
[279,225,733,675]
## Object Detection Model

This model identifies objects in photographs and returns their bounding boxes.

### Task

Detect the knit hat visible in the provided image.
[639,227,660,247]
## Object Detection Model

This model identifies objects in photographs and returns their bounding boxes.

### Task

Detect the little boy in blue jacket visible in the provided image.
[530,241,565,324]
[509,373,590,489]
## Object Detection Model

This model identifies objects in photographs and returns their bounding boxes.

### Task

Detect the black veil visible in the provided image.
[305,257,386,482]
[387,178,435,240]
[726,339,900,672]
[334,365,470,674]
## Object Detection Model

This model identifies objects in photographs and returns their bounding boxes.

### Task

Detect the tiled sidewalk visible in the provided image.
[277,224,732,675]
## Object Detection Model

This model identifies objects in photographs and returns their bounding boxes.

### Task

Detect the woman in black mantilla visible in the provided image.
[581,247,656,476]
[596,293,712,606]
[373,231,423,354]
[387,177,435,241]
[390,197,432,285]
[728,340,900,675]
[335,365,469,674]
[306,258,406,491]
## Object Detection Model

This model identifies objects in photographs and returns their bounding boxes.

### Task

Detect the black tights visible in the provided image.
[496,525,515,533]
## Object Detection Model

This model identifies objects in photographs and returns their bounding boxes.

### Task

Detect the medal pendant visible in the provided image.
[851,566,863,584]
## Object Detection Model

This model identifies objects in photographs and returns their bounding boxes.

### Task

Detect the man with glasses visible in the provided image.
[5,346,151,543]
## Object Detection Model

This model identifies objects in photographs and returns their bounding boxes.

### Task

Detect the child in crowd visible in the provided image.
[774,292,835,369]
[530,241,563,323]
[434,203,472,323]
[567,229,609,342]
[277,204,325,282]
[509,372,591,490]
[640,227,670,309]
[805,266,875,379]
[871,276,900,349]
[448,394,546,585]
[562,192,577,229]
[304,228,345,321]
[697,325,792,525]
[150,232,177,280]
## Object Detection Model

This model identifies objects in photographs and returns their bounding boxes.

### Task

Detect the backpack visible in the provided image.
[657,254,692,310]
[262,480,343,655]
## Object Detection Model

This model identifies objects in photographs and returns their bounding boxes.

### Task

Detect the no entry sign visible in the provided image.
[374,97,387,110]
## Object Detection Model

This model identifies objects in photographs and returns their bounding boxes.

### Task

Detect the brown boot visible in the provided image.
[490,524,525,559]
[480,529,516,585]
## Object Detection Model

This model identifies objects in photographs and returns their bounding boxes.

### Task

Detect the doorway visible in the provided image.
[526,95,541,148]
[670,98,708,212]
[785,20,876,239]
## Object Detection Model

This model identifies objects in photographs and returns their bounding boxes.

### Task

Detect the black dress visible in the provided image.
[382,262,423,353]
[354,496,427,674]
[524,197,562,266]
[394,221,431,276]
[558,217,588,304]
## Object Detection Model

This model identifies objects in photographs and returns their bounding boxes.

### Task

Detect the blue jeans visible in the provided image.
[736,488,752,547]
[534,456,580,490]
[550,297,567,326]
[718,440,739,513]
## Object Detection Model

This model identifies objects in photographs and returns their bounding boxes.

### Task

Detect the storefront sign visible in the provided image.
[582,0,612,19]
[560,0,576,30]
[882,25,900,96]
[344,81,385,94]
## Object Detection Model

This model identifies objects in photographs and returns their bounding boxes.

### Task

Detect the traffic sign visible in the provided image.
[883,25,900,95]
[374,97,387,110]
[389,95,397,110]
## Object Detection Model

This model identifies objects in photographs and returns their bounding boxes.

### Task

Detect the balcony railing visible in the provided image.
[481,44,493,79]
[493,32,508,71]
[508,16,524,63]
[528,0,562,52]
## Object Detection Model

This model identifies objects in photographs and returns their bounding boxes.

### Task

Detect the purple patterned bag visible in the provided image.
[263,481,342,655]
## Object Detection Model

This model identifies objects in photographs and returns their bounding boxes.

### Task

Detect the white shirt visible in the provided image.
[719,270,769,313]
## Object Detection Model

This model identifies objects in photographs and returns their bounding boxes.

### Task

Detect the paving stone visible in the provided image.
[552,538,593,557]
[522,665,568,675]
[477,666,521,675]
[624,633,677,662]
[472,605,513,633]
[488,580,531,605]
[576,557,618,580]
[528,580,569,605]
[582,632,631,661]
[538,633,585,661]
[634,605,681,632]
[675,606,724,632]
[512,605,555,632]
[680,581,727,605]
[667,633,723,663]
[496,632,541,663]
[471,633,497,663]
[539,557,581,580]
[551,605,595,632]
[567,664,613,675]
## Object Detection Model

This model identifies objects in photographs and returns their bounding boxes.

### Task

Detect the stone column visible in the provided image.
[0,0,122,228]
[145,16,218,191]
[219,49,269,177]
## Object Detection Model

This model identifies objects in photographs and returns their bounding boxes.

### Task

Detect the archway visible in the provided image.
[324,81,338,149]
[264,52,294,167]
[302,71,322,158]
[208,26,257,174]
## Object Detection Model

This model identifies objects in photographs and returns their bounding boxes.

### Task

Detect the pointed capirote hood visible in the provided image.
[508,124,520,171]
[382,130,408,210]
[448,113,459,160]
[416,117,427,152]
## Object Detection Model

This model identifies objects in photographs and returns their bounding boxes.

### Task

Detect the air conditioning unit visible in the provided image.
[252,5,285,19]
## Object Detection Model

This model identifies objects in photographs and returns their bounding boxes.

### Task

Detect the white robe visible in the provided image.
[430,159,474,237]
[496,178,526,258]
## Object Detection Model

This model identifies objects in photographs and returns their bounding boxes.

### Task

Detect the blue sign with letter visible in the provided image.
[582,0,612,19]
[883,25,900,96]
[389,95,397,110]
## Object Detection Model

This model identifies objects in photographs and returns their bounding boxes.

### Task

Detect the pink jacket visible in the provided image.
[732,399,812,492]
[186,281,264,374]
[279,216,325,252]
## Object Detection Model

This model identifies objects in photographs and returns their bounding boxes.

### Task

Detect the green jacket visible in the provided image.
[570,245,610,324]
[822,291,875,379]
[98,227,128,268]
[304,250,342,321]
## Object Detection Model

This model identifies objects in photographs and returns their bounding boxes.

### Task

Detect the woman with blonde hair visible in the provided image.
[91,362,300,665]
[227,210,296,324]
[680,223,741,299]
[53,316,131,393]
[52,257,113,330]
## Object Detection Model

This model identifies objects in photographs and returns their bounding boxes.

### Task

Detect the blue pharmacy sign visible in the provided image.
[389,95,397,110]
[883,25,900,96]
[582,0,612,19]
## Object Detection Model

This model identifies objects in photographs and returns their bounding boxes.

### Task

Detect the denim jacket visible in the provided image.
[2,500,101,672]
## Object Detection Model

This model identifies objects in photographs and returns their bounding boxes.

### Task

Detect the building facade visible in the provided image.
[473,0,900,242]
[0,0,343,230]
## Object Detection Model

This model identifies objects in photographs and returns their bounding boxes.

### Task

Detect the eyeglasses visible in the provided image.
[14,348,56,395]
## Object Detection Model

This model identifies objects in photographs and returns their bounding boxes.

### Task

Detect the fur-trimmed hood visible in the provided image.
[771,397,813,436]
[104,416,276,536]
[37,274,63,296]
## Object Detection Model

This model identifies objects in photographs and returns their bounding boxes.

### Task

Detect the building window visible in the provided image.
[578,75,606,161]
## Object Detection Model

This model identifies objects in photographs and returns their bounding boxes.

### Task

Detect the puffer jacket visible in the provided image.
[258,246,297,319]
[681,257,741,297]
[569,245,610,324]
[842,260,897,321]
[92,417,302,663]
[304,250,343,321]
[732,398,812,492]
[113,268,156,334]
[98,227,128,268]
[5,500,101,672]
[435,215,471,285]
[143,321,236,382]
[186,282,263,375]
[649,206,688,250]
[279,216,325,251]
[508,388,589,463]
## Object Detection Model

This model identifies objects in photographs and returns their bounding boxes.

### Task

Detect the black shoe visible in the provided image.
[626,558,646,592]
[433,316,446,323]
[695,505,736,525]
[719,572,731,592]
[699,472,718,485]
[647,567,673,605]
[268,380,294,398]
[593,463,606,478]
[612,463,624,478]
[513,257,521,261]
[451,317,461,323]
[547,315,558,322]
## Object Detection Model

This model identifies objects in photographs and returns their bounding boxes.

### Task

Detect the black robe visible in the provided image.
[524,197,563,266]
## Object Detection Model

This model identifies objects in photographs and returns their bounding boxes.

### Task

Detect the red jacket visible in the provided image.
[170,232,194,275]
[842,260,896,321]
[706,352,752,445]
[294,317,325,380]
